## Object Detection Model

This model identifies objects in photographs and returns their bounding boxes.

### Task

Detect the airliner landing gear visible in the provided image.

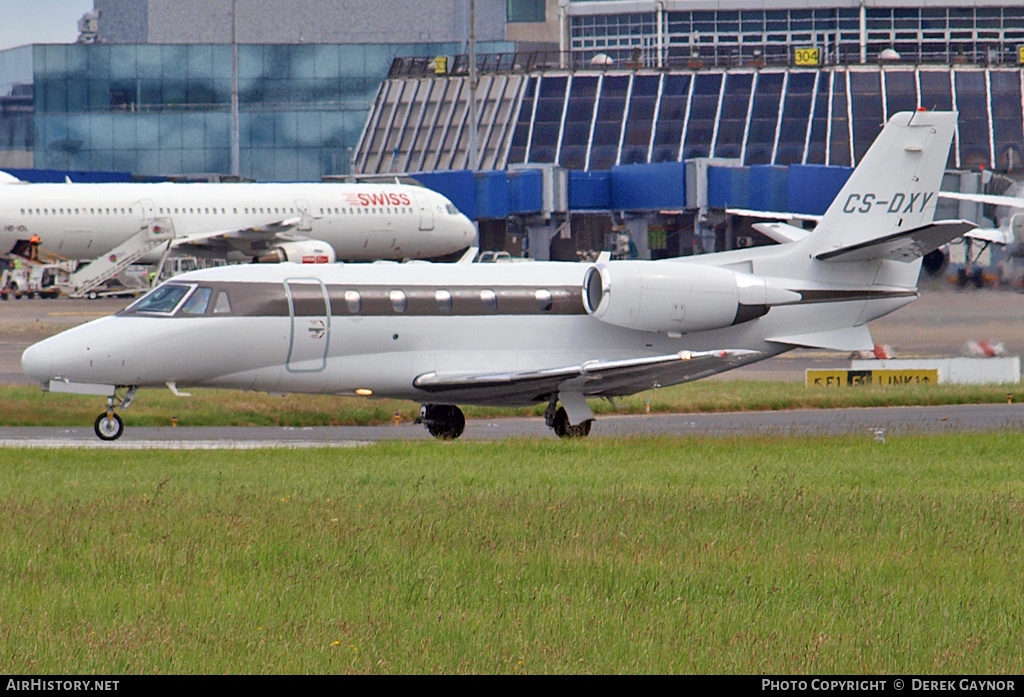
[417,404,466,440]
[544,401,593,439]
[93,387,136,441]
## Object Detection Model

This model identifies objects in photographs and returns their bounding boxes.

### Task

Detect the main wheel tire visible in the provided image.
[551,407,592,439]
[424,404,465,440]
[94,412,124,441]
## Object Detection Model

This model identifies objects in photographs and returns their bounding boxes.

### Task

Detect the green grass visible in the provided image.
[2,381,1023,428]
[2,434,1023,674]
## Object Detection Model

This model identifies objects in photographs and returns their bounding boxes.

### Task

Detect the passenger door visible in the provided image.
[285,278,331,372]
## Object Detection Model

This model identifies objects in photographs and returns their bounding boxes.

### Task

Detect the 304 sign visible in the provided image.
[794,47,820,66]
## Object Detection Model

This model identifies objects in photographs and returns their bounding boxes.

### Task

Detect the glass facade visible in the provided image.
[569,4,1024,68]
[2,41,511,180]
[0,47,34,160]
[359,65,1024,173]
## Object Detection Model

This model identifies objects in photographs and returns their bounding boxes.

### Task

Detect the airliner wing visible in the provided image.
[938,191,1024,209]
[413,349,761,403]
[727,207,823,223]
[962,227,1014,246]
[169,216,305,252]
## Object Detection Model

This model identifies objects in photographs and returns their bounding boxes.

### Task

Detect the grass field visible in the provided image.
[3,381,1024,428]
[2,434,1023,674]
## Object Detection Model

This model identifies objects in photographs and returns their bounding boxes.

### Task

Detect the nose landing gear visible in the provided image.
[94,411,124,441]
[93,387,136,441]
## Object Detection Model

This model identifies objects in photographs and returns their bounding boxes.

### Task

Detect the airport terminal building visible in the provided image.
[0,1,1022,178]
[1,1,1023,264]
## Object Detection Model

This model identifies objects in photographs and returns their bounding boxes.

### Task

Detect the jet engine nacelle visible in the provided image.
[922,245,950,277]
[254,240,336,264]
[583,261,800,334]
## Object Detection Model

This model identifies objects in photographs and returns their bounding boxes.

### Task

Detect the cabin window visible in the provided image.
[436,289,453,314]
[344,290,361,313]
[480,289,497,313]
[390,290,407,313]
[535,289,553,312]
[180,287,213,315]
[131,283,192,314]
[212,290,232,314]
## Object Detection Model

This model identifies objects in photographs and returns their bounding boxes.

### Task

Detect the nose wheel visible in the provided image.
[92,387,136,441]
[94,412,124,441]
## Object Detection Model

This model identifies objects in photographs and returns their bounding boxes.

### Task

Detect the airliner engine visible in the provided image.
[254,240,336,264]
[583,261,800,333]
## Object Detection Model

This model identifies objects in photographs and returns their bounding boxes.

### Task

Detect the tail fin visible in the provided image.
[808,111,959,260]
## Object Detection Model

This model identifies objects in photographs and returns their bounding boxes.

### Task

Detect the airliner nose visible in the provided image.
[21,340,54,383]
[463,216,478,244]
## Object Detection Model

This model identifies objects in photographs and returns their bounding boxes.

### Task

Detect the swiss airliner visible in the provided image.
[0,171,476,264]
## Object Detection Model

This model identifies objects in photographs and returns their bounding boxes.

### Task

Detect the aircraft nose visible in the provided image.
[21,340,54,384]
[463,216,478,244]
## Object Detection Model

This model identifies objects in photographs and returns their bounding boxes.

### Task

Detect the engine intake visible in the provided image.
[254,240,336,264]
[583,261,798,334]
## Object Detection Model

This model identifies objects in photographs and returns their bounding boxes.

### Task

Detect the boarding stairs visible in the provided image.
[65,219,175,298]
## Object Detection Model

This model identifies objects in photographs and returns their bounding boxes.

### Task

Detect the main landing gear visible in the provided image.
[544,401,592,439]
[416,404,466,440]
[416,399,594,440]
[93,387,136,441]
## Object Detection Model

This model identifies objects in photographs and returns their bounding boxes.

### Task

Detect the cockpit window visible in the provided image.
[130,283,193,314]
[180,286,213,315]
[212,290,232,314]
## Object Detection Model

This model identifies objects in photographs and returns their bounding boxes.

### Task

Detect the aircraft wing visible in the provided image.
[939,191,1024,209]
[413,349,761,403]
[727,207,822,224]
[169,216,305,253]
[962,227,1014,246]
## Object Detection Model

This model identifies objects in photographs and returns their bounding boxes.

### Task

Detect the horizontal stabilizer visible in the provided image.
[767,325,874,351]
[815,219,976,263]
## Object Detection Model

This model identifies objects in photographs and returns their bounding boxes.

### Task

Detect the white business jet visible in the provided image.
[22,111,973,441]
[0,172,476,295]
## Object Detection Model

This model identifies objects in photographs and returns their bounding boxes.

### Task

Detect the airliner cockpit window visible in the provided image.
[180,286,213,315]
[129,283,193,314]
